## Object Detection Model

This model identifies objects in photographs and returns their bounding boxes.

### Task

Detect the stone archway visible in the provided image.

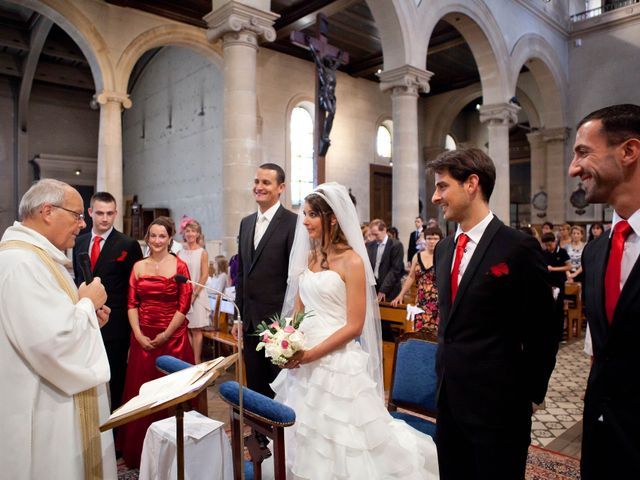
[510,33,569,223]
[115,24,223,93]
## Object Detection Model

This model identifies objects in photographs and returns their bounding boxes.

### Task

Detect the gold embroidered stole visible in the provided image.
[0,240,103,479]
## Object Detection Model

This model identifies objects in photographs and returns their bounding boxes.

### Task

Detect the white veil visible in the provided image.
[282,182,384,400]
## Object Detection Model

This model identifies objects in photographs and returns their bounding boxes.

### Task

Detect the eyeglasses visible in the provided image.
[51,205,85,222]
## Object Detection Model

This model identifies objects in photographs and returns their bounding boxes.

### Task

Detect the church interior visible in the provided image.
[1,0,638,477]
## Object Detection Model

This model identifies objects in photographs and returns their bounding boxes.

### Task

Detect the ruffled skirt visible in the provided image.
[271,341,439,479]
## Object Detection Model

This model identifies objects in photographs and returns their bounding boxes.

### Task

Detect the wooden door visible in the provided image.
[370,164,392,224]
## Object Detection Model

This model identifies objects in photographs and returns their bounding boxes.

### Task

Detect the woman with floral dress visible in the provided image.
[391,226,443,335]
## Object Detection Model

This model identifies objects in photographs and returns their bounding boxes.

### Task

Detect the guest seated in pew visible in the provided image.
[391,226,443,335]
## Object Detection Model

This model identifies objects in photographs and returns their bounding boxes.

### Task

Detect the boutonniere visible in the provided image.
[488,262,509,277]
[116,250,128,262]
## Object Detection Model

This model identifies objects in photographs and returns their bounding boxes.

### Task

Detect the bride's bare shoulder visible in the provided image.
[334,248,363,269]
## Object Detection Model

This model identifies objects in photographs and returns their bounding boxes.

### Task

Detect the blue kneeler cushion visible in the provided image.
[219,381,296,427]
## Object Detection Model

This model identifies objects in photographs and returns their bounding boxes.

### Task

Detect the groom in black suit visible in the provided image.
[73,192,142,410]
[232,163,297,398]
[428,148,557,479]
[569,104,640,479]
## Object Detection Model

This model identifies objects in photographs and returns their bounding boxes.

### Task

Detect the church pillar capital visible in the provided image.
[526,130,545,148]
[379,65,432,97]
[479,102,520,127]
[541,127,570,144]
[94,90,132,110]
[205,1,279,49]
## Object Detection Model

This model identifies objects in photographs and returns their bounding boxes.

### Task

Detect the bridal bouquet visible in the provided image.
[255,311,312,367]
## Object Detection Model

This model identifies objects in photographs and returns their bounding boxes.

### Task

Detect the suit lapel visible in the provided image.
[447,217,502,324]
[435,236,455,327]
[251,206,283,272]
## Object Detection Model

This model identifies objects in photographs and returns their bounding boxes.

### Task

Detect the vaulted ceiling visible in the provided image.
[0,0,481,95]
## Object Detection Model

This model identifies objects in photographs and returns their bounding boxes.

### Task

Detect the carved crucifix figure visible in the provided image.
[291,14,349,183]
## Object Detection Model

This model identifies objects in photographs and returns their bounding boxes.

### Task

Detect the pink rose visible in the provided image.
[281,340,289,349]
[284,325,295,333]
[262,333,270,343]
[271,322,280,329]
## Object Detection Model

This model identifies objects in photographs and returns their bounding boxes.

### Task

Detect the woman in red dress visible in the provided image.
[119,216,194,468]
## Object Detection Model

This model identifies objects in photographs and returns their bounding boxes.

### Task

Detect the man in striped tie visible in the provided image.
[569,104,640,479]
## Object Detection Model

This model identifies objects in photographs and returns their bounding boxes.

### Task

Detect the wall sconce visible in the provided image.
[74,168,82,176]
[532,188,548,218]
[570,183,588,215]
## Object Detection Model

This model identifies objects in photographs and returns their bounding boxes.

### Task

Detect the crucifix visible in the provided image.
[291,14,349,185]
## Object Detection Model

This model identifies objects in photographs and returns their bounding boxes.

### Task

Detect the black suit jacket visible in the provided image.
[407,229,422,263]
[581,232,640,474]
[236,205,297,332]
[433,217,557,427]
[367,237,405,299]
[73,229,143,342]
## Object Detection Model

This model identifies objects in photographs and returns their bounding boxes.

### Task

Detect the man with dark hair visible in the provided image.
[541,221,554,235]
[541,232,571,343]
[428,147,557,479]
[73,191,143,411]
[569,104,640,479]
[366,218,405,302]
[232,163,297,403]
[407,216,424,263]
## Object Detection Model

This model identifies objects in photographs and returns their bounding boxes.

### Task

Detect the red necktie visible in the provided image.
[90,236,103,271]
[451,233,469,302]
[604,220,632,324]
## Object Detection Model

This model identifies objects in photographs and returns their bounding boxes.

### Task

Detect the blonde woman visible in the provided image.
[177,220,209,363]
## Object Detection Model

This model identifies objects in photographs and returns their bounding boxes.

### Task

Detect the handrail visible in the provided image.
[570,0,640,22]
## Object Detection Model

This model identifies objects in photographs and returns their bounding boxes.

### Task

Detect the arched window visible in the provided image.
[290,105,314,206]
[376,124,392,158]
[445,134,457,151]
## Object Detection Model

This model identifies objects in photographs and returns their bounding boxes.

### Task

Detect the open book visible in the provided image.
[103,354,237,428]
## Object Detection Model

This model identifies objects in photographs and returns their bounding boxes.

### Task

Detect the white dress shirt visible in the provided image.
[610,209,640,291]
[452,211,495,283]
[374,234,388,279]
[254,201,281,249]
[90,226,113,253]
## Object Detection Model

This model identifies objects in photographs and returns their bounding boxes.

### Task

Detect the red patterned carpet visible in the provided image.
[118,444,581,479]
[526,445,581,480]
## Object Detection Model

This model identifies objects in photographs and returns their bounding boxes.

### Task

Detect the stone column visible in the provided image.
[527,131,547,220]
[379,65,432,246]
[95,91,132,230]
[423,146,446,223]
[479,103,519,224]
[205,1,278,255]
[542,127,569,224]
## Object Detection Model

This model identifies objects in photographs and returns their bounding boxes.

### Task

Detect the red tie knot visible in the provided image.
[614,220,633,240]
[456,233,469,250]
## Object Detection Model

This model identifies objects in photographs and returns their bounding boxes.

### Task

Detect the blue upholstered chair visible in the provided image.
[219,381,295,480]
[387,330,438,437]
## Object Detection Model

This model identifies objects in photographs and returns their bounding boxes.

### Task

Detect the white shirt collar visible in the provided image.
[610,209,640,237]
[379,234,389,246]
[257,201,281,222]
[454,211,495,245]
[91,226,113,242]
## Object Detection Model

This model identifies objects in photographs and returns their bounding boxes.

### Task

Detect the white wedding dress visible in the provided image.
[271,269,439,479]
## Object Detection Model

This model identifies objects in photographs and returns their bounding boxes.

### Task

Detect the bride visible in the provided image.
[270,182,439,479]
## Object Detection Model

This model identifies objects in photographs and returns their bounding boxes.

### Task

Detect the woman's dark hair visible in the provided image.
[588,222,604,242]
[423,226,444,239]
[305,191,350,270]
[145,216,175,253]
[388,226,399,240]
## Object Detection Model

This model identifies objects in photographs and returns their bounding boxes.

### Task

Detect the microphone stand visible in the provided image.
[175,276,245,480]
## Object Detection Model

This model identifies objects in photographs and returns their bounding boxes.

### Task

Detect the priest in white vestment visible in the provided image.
[0,179,117,479]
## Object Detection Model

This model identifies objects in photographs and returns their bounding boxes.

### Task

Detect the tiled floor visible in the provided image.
[531,339,590,448]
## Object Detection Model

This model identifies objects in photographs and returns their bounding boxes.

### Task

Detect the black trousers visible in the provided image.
[436,396,531,480]
[242,331,281,398]
[104,338,130,411]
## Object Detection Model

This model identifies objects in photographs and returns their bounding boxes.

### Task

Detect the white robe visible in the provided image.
[0,222,117,479]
